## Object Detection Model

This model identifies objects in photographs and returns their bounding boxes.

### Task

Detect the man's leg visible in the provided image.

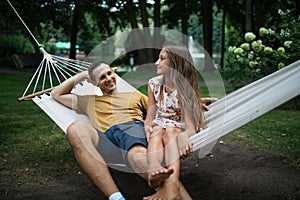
[67,121,121,198]
[126,144,148,179]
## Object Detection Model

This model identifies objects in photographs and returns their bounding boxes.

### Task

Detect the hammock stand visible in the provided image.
[9,0,300,170]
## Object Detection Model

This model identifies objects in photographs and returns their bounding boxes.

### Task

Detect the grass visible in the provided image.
[0,72,299,189]
[0,74,78,187]
[221,110,300,166]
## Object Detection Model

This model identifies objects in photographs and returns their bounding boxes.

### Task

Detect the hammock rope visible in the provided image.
[6,0,90,101]
[18,49,90,102]
[6,0,41,48]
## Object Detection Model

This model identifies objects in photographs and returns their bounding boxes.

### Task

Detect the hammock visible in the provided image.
[28,59,300,155]
[9,0,300,170]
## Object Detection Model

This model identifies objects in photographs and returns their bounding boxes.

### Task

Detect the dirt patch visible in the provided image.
[1,143,300,200]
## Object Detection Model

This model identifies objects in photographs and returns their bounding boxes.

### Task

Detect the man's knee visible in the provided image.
[66,121,95,146]
[127,145,147,169]
[67,120,82,137]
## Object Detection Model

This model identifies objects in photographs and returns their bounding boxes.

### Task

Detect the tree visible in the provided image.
[180,1,188,46]
[202,0,214,72]
[69,0,80,59]
[245,0,253,32]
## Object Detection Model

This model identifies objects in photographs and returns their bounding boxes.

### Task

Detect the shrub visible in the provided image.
[222,9,299,87]
[0,34,35,56]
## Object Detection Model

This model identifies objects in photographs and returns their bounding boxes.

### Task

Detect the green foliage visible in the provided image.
[43,43,58,55]
[0,34,35,56]
[222,9,300,86]
[0,34,36,67]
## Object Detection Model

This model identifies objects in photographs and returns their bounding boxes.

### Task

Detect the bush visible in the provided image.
[222,9,300,86]
[0,34,35,56]
[0,34,36,68]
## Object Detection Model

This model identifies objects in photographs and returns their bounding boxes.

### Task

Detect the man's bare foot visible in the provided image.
[144,178,180,200]
[148,168,174,188]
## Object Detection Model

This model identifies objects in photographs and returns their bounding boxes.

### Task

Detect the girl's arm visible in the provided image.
[177,111,196,159]
[144,85,157,142]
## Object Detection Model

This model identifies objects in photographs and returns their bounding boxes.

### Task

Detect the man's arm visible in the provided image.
[51,71,89,110]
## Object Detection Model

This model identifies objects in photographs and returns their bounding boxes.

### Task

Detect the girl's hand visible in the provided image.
[177,132,193,159]
[144,125,153,143]
[201,97,218,111]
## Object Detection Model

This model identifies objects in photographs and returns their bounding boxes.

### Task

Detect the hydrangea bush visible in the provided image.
[223,9,299,87]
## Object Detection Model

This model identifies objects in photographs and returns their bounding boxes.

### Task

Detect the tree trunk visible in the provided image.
[254,0,264,30]
[245,0,252,32]
[125,0,138,29]
[140,0,149,27]
[140,0,153,63]
[295,0,300,19]
[154,0,160,28]
[180,0,188,46]
[125,0,148,65]
[153,0,162,57]
[69,1,80,60]
[220,8,226,69]
[202,0,214,72]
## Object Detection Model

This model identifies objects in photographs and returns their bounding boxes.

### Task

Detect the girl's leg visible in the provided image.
[148,125,164,171]
[144,127,182,200]
[164,127,181,179]
[147,126,173,188]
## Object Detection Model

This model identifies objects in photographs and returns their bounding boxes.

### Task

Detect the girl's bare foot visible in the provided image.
[148,168,174,188]
[144,178,180,200]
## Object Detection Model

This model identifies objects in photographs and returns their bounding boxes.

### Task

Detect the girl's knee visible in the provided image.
[163,128,180,143]
[149,125,164,139]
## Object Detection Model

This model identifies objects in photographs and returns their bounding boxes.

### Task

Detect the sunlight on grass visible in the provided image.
[222,110,300,167]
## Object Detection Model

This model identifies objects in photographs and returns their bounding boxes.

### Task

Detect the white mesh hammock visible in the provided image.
[19,47,300,157]
[9,0,300,167]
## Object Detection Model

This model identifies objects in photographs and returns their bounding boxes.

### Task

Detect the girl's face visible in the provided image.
[155,48,171,75]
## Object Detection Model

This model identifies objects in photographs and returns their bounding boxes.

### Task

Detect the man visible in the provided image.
[51,61,215,200]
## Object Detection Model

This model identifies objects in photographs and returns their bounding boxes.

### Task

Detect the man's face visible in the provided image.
[92,63,117,94]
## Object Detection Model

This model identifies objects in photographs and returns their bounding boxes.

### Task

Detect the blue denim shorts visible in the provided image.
[96,121,147,165]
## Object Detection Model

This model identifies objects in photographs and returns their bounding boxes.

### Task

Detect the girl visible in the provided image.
[144,42,205,199]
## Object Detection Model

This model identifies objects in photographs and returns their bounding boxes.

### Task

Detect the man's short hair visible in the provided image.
[88,61,108,82]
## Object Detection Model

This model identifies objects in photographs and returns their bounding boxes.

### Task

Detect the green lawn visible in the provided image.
[0,72,299,187]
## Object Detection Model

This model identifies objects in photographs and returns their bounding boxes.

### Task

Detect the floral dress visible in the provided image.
[149,76,185,129]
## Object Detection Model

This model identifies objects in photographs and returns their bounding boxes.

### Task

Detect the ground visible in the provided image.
[1,142,300,200]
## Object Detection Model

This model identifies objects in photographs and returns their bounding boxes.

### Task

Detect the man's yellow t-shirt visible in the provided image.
[76,91,148,132]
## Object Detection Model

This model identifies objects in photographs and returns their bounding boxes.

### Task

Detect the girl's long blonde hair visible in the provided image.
[161,42,205,131]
